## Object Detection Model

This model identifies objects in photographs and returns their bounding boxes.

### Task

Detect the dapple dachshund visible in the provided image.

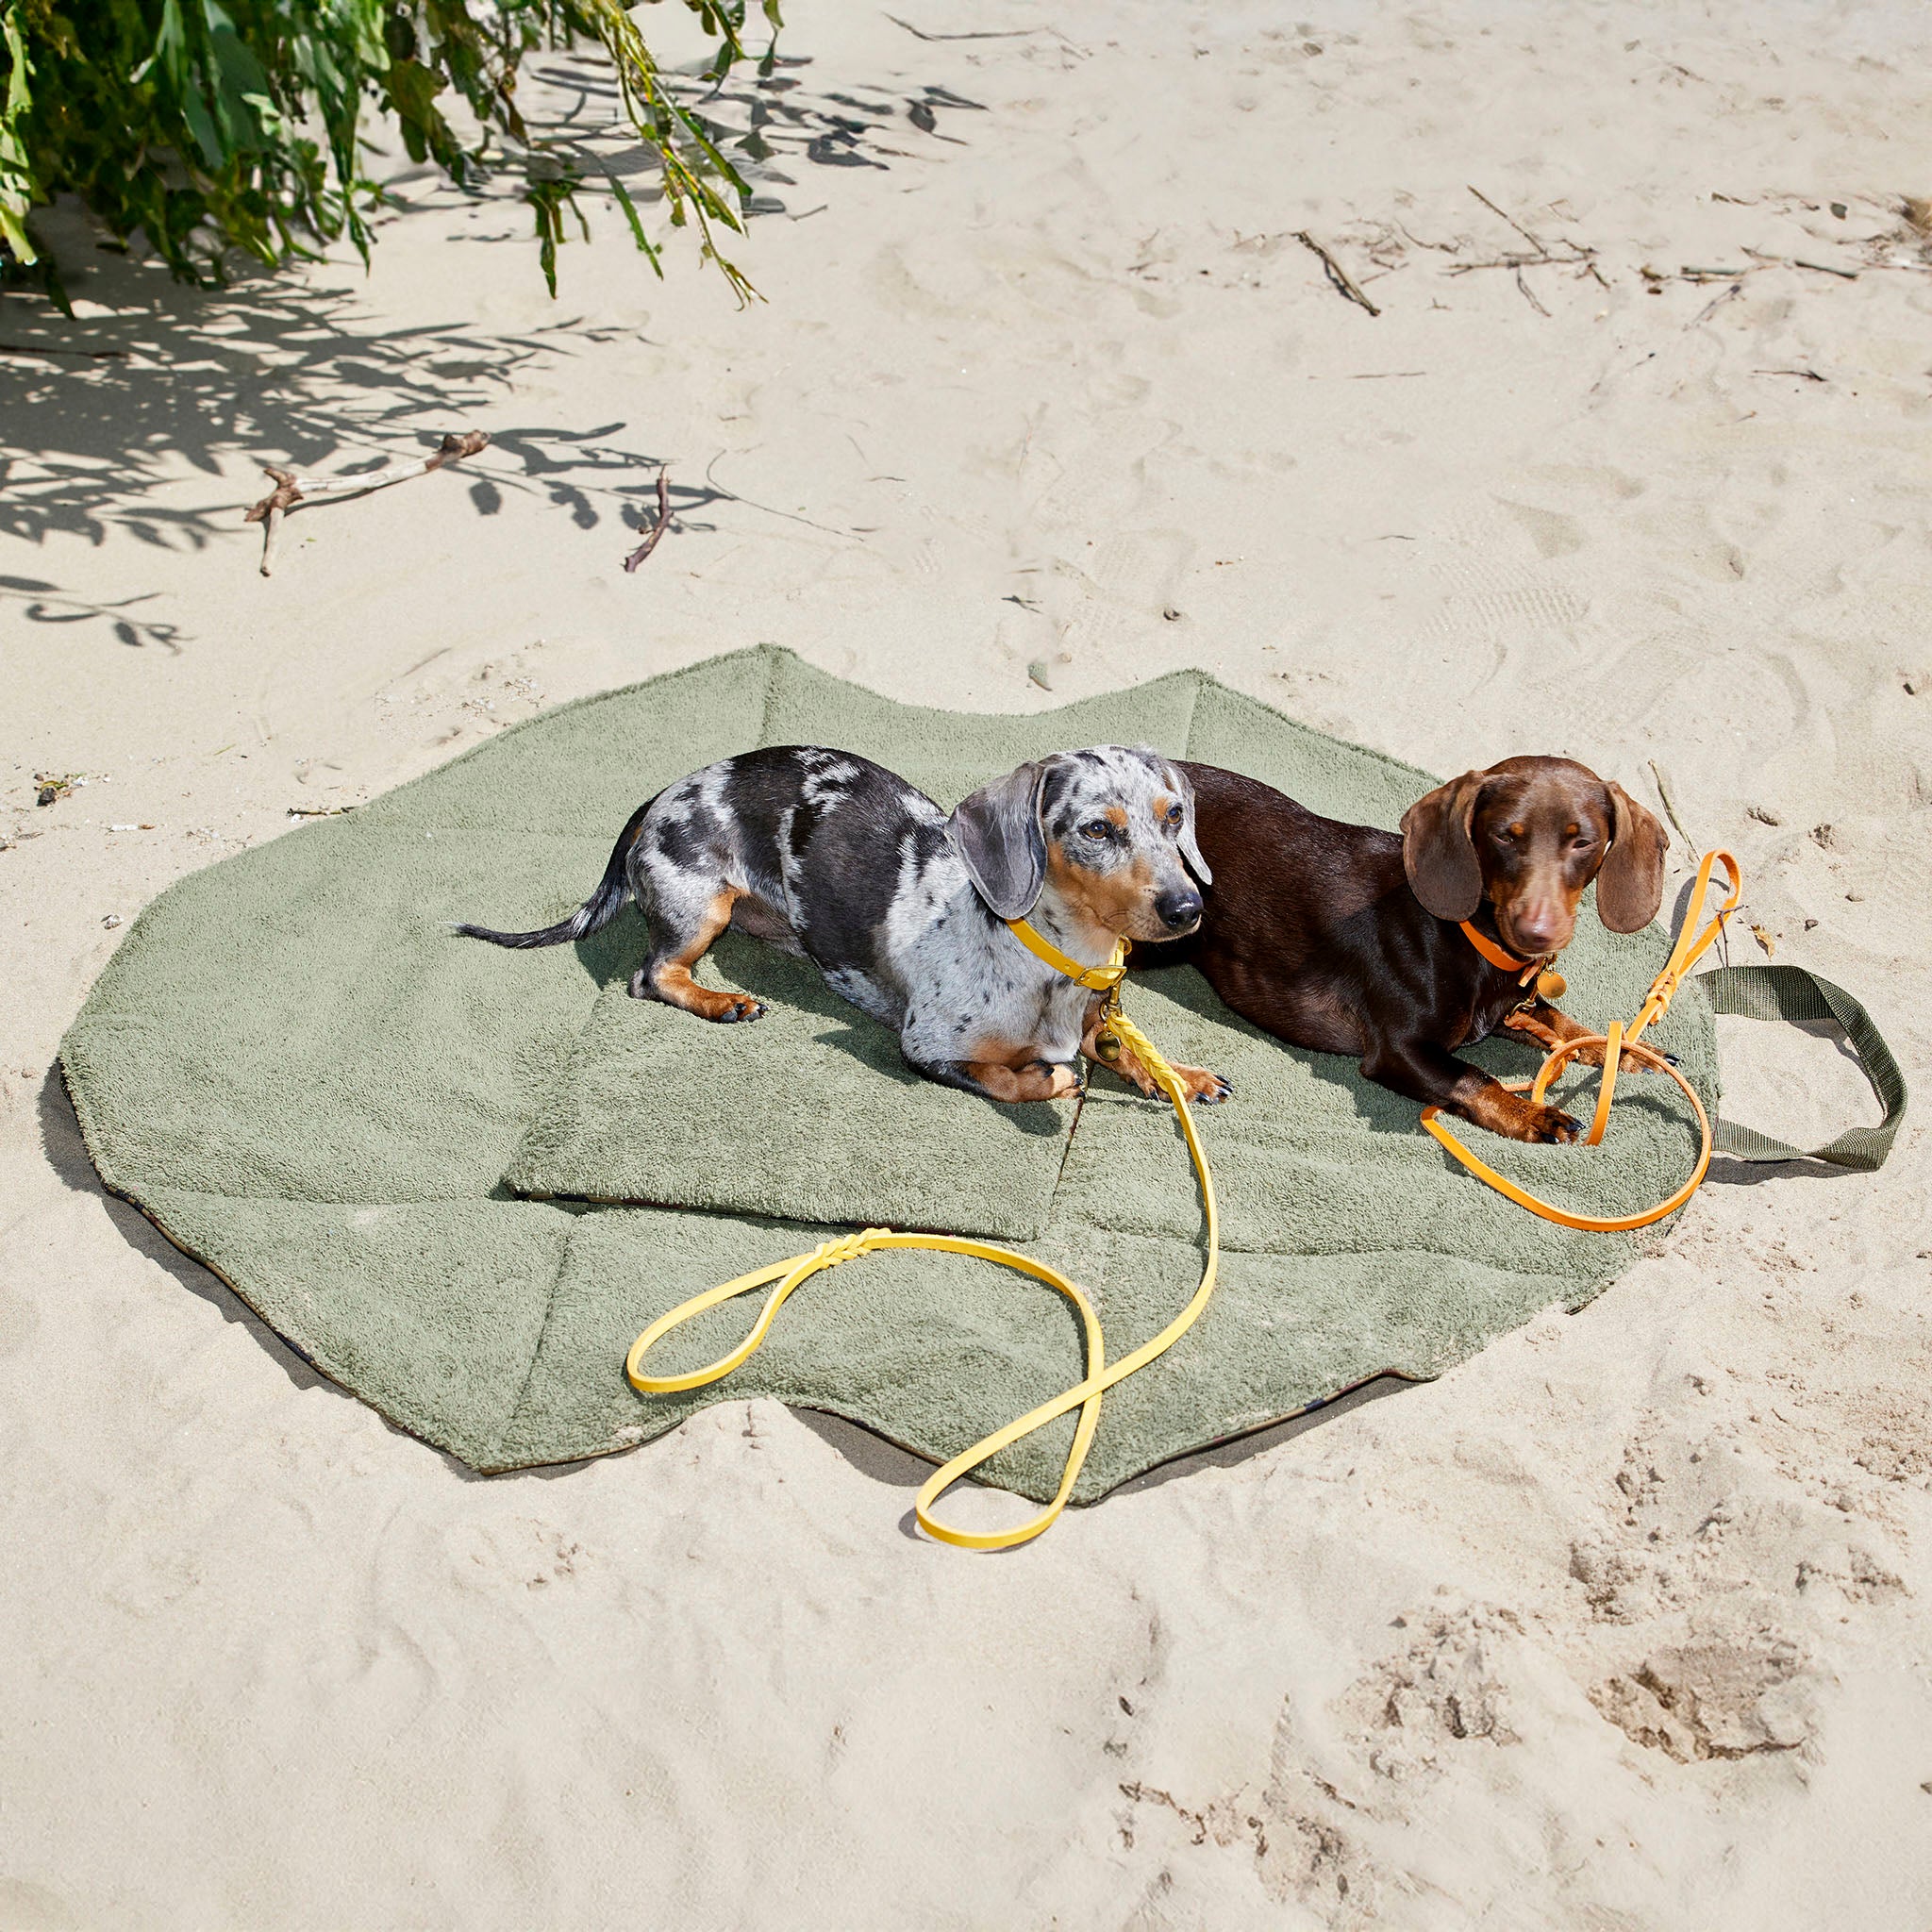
[459,744,1232,1108]
[1145,756,1669,1142]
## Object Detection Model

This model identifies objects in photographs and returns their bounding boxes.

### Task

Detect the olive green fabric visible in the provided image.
[66,645,1762,1502]
[504,942,1076,1241]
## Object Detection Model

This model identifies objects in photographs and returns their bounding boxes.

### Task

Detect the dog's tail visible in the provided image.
[455,797,655,949]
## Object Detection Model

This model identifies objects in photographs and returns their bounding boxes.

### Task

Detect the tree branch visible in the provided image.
[244,431,491,577]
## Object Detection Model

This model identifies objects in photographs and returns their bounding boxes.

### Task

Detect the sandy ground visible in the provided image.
[5,0,1932,1924]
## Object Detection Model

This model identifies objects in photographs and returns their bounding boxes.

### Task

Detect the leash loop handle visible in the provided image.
[1424,850,1741,1233]
[625,923,1218,1551]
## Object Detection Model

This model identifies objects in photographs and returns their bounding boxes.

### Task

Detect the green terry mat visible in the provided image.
[504,944,1075,1241]
[58,646,1907,1502]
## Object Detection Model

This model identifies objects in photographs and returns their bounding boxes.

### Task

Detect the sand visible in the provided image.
[4,0,1931,1924]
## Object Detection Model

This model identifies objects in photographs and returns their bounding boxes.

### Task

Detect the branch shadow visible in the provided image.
[0,44,981,565]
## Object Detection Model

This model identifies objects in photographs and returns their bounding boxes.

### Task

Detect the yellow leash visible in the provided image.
[625,922,1221,1550]
[1422,849,1742,1232]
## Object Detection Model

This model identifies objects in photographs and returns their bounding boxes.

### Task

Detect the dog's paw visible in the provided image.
[1468,1086,1581,1142]
[1523,1102,1582,1143]
[714,996,767,1024]
[1177,1064,1233,1107]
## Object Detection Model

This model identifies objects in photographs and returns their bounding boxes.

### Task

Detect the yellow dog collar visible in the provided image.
[1005,918,1128,991]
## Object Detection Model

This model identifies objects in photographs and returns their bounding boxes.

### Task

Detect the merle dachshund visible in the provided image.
[460,744,1231,1108]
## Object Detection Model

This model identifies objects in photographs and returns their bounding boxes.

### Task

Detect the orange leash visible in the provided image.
[1422,851,1742,1232]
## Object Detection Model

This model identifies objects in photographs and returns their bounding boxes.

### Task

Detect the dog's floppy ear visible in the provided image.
[1155,755,1212,886]
[1401,770,1489,922]
[1595,780,1669,932]
[950,759,1049,921]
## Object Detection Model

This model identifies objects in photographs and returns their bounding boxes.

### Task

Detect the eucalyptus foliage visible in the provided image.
[0,0,774,303]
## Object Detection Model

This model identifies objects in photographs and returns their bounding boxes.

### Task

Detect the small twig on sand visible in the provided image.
[1514,267,1551,316]
[1754,366,1827,383]
[1648,759,1697,849]
[1468,185,1547,256]
[1446,242,1597,276]
[623,468,675,574]
[1792,258,1858,280]
[1689,281,1744,326]
[243,430,491,577]
[1294,231,1380,316]
[883,13,1038,39]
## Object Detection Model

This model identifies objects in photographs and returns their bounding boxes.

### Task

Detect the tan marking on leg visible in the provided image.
[1462,1081,1579,1143]
[1166,1062,1232,1104]
[1505,1003,1669,1071]
[962,1037,1081,1103]
[1079,1012,1230,1105]
[959,1059,1079,1103]
[650,890,764,1023]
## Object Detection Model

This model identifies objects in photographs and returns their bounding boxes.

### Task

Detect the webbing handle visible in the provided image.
[1705,964,1907,1171]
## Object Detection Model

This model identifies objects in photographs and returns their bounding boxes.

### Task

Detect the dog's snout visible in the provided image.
[1507,905,1564,953]
[1156,888,1204,933]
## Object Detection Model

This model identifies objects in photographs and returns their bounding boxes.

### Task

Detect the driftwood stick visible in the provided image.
[623,467,675,573]
[244,430,491,577]
[1294,231,1380,317]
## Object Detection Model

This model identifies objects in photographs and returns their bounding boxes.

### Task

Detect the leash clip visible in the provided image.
[1092,980,1126,1061]
[1092,944,1132,1060]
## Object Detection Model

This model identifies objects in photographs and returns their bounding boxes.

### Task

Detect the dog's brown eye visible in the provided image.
[1080,820,1111,841]
[1166,804,1184,825]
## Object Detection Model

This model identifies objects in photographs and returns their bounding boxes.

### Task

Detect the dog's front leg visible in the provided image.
[904,1051,1083,1103]
[1364,1035,1580,1143]
[1505,1001,1673,1072]
[1080,999,1232,1107]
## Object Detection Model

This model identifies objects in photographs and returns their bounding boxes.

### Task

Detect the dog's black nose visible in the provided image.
[1156,889,1204,932]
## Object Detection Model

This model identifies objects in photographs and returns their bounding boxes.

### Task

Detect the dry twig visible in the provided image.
[1514,267,1550,316]
[1647,759,1696,848]
[622,468,675,573]
[1468,184,1546,255]
[243,430,491,576]
[1294,231,1380,316]
[1689,282,1744,326]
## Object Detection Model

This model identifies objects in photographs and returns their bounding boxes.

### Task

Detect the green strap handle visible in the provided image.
[1700,965,1907,1171]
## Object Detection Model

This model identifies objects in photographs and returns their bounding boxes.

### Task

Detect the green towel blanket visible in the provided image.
[58,647,1904,1503]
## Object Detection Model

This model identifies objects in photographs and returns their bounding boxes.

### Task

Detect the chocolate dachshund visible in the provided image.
[1151,757,1669,1141]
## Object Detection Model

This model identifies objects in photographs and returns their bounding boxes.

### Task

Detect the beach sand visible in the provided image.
[4,1,1930,1924]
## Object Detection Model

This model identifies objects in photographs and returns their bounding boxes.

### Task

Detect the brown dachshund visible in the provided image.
[1147,758,1670,1142]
